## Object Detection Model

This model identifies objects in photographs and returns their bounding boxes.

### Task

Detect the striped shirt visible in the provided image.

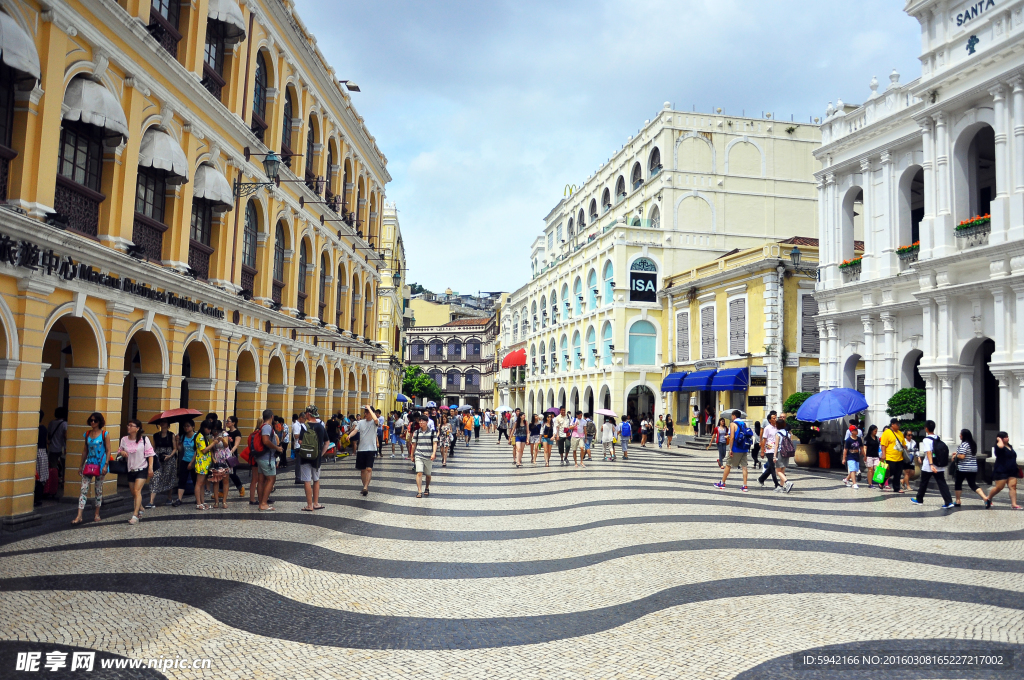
[957,441,978,472]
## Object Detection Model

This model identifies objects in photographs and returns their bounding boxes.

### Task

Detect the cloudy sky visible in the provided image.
[295,0,922,294]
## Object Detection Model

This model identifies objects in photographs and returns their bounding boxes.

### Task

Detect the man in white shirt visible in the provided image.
[913,420,954,507]
[553,407,570,465]
[355,405,381,496]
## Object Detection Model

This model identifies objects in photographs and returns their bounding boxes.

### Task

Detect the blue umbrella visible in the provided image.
[796,388,868,422]
[426,401,437,408]
[396,394,409,403]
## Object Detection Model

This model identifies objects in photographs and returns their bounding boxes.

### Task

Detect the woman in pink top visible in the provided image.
[118,418,155,525]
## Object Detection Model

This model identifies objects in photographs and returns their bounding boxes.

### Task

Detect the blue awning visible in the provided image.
[660,371,688,392]
[711,367,749,391]
[680,369,716,391]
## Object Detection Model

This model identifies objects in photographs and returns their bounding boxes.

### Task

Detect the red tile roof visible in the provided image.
[443,316,492,327]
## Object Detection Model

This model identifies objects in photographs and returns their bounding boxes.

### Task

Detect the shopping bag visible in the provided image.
[872,461,888,485]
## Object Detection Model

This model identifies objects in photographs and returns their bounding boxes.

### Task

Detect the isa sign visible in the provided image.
[629,272,657,302]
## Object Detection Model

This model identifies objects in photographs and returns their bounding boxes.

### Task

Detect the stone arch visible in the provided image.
[268,354,286,385]
[840,185,864,263]
[43,304,107,369]
[236,348,258,383]
[674,191,715,233]
[0,291,20,361]
[724,137,765,177]
[123,321,169,376]
[897,164,925,247]
[599,383,611,411]
[842,353,863,392]
[674,132,715,173]
[901,349,925,390]
[952,114,996,222]
[583,385,594,415]
[569,386,578,413]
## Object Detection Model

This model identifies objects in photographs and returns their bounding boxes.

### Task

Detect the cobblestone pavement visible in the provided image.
[1,437,1022,678]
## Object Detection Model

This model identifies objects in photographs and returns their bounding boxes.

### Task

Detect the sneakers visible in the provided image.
[941,503,957,509]
[714,482,725,489]
[844,480,851,487]
[128,515,138,525]
[741,485,748,493]
[910,498,923,504]
[852,484,859,489]
[783,481,794,493]
[774,486,784,493]
[143,503,155,509]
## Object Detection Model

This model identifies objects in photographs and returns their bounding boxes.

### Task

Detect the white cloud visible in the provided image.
[295,0,921,292]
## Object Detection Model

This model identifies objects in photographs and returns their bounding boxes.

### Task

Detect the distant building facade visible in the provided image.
[405,317,497,409]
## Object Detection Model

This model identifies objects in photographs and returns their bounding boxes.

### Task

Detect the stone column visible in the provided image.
[1011,77,1024,241]
[992,285,1010,363]
[880,313,897,404]
[816,321,827,387]
[920,118,937,259]
[860,159,875,280]
[878,151,897,278]
[825,321,839,389]
[861,315,877,425]
[1013,280,1024,363]
[991,85,1010,245]
[941,376,955,442]
[824,173,838,289]
[933,113,955,257]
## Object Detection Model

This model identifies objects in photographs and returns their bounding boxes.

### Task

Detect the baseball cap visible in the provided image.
[305,404,320,419]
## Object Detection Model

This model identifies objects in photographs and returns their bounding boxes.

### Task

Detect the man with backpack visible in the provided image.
[584,413,597,462]
[298,405,329,511]
[912,420,955,507]
[715,410,753,492]
[618,415,632,460]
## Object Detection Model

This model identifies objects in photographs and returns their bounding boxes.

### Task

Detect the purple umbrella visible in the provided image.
[544,407,562,415]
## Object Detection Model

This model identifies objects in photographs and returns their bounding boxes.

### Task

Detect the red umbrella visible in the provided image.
[148,408,203,424]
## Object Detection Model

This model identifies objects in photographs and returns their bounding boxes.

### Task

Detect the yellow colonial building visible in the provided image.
[659,238,821,433]
[375,202,409,412]
[0,0,395,520]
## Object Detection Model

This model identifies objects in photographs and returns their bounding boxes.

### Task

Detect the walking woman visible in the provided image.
[750,420,762,470]
[208,421,232,509]
[541,412,554,466]
[954,428,988,506]
[497,412,509,443]
[73,412,109,524]
[775,418,796,492]
[147,419,178,508]
[438,415,452,467]
[986,431,1021,509]
[758,412,780,490]
[640,415,650,447]
[119,418,155,525]
[864,425,881,489]
[704,405,713,437]
[513,413,528,468]
[707,417,728,468]
[665,414,674,448]
[602,416,616,461]
[528,414,542,465]
[187,421,212,510]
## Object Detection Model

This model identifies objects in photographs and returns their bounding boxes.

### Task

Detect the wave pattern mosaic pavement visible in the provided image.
[1,437,1022,678]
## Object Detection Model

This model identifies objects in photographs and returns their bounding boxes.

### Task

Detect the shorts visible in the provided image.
[127,468,148,483]
[775,456,792,468]
[529,435,540,444]
[584,437,593,451]
[464,429,472,437]
[391,433,405,444]
[571,438,584,452]
[620,439,629,452]
[726,451,748,468]
[992,470,1014,481]
[865,457,880,468]
[515,436,527,443]
[257,455,277,477]
[355,450,375,470]
[415,457,433,476]
[541,436,552,446]
[299,463,321,483]
[847,460,860,472]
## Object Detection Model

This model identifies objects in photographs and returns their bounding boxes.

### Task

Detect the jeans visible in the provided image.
[474,426,480,439]
[917,470,952,504]
[657,431,665,448]
[886,460,905,491]
[717,443,727,465]
[758,455,779,487]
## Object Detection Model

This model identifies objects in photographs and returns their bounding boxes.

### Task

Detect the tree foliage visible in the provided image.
[783,391,812,415]
[409,282,430,295]
[402,366,442,401]
[886,388,926,419]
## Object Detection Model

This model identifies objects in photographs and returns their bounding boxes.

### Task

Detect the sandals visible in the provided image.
[313,504,326,510]
[416,493,422,498]
[196,503,208,510]
[71,517,82,525]
[424,488,430,496]
[301,507,315,512]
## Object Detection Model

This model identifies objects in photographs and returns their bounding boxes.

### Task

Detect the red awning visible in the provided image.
[501,348,526,368]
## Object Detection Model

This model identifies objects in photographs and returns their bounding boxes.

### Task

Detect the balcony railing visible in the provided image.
[240,265,256,295]
[188,239,214,280]
[0,145,16,201]
[147,14,182,59]
[54,175,103,237]
[297,291,307,316]
[840,260,862,282]
[133,213,167,262]
[201,63,225,101]
[272,280,284,305]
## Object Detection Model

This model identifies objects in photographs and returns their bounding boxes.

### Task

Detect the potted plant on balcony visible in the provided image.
[955,214,991,248]
[838,256,862,279]
[896,241,919,263]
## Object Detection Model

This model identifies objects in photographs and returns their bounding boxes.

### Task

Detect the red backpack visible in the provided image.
[247,427,266,460]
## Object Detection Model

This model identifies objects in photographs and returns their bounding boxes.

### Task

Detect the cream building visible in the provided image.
[505,105,820,418]
[815,0,1024,456]
[0,0,394,521]
[374,202,408,412]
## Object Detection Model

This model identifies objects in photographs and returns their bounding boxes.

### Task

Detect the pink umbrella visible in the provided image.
[439,405,451,410]
[594,408,617,417]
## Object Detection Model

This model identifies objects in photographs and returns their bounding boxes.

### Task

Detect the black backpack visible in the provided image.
[929,436,950,467]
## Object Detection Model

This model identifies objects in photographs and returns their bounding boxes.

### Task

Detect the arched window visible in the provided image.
[615,175,626,201]
[572,331,582,369]
[954,125,996,223]
[350,274,359,333]
[325,145,336,202]
[602,188,611,211]
[585,269,597,308]
[429,339,443,360]
[530,344,537,375]
[202,14,230,100]
[242,201,258,269]
[573,277,583,314]
[447,338,462,361]
[649,205,661,230]
[649,147,662,176]
[297,240,308,315]
[411,341,425,362]
[281,89,294,165]
[589,198,598,222]
[251,52,268,141]
[550,289,558,322]
[318,253,328,320]
[446,370,461,390]
[560,335,568,371]
[548,338,556,373]
[540,295,547,327]
[467,339,481,360]
[586,326,597,367]
[429,369,442,386]
[513,312,520,341]
[840,188,863,264]
[601,322,613,365]
[603,260,614,303]
[148,0,181,59]
[560,283,570,318]
[465,370,480,393]
[272,223,286,303]
[631,162,643,190]
[531,300,538,331]
[335,264,345,324]
[567,217,574,237]
[189,195,214,279]
[628,320,657,365]
[578,208,586,230]
[898,166,924,247]
[305,117,316,185]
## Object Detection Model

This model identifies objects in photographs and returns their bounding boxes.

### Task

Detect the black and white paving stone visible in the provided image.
[1,437,1021,678]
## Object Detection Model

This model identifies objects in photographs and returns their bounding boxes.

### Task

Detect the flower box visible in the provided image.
[955,216,991,248]
[955,214,991,232]
[838,256,863,270]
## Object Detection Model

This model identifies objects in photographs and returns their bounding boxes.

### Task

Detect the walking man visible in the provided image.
[412,417,436,498]
[298,405,329,511]
[758,411,780,490]
[656,414,666,448]
[912,420,955,508]
[355,405,381,496]
[715,410,751,492]
[570,410,587,468]
[879,418,909,493]
[554,407,570,465]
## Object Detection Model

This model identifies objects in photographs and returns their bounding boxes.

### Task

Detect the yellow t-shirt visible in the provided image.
[879,428,907,462]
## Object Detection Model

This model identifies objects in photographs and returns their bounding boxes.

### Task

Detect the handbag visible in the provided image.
[82,463,101,477]
[872,461,888,485]
[225,455,239,468]
[108,456,128,475]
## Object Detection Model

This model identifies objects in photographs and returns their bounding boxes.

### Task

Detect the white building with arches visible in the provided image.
[815,0,1024,455]
[508,106,819,419]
